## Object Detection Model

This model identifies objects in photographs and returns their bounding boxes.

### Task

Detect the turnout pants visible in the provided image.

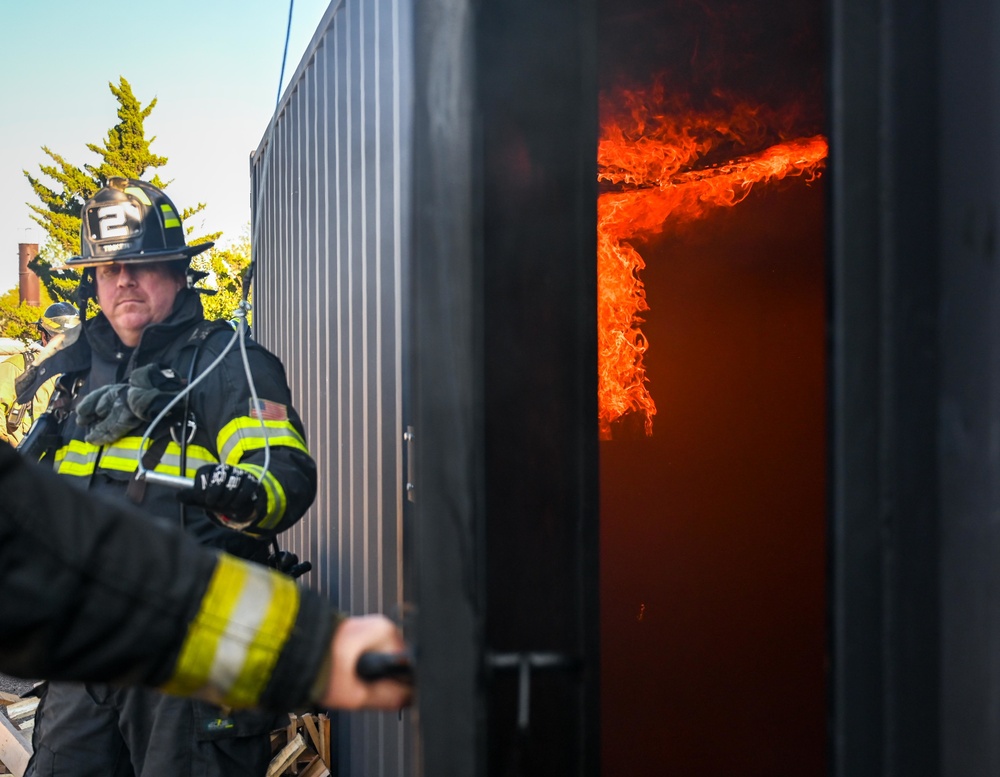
[25,681,278,777]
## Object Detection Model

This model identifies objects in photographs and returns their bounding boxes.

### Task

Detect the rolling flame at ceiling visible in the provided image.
[597,80,828,440]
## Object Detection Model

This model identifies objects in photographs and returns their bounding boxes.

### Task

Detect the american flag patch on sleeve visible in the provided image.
[249,398,288,421]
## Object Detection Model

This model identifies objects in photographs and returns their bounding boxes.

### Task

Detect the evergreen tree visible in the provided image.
[23,77,219,302]
[86,78,168,187]
[0,286,55,344]
[192,228,253,324]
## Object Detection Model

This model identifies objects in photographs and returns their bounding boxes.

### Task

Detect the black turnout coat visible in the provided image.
[0,440,336,710]
[18,289,317,562]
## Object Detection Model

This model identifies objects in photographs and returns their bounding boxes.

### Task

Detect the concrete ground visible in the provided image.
[0,672,36,698]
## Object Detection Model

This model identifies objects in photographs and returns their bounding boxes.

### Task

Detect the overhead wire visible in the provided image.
[138,0,298,487]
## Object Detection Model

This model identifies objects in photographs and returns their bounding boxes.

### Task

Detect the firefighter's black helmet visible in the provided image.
[65,178,213,268]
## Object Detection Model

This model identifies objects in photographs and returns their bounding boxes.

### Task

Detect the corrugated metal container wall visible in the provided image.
[249,1,414,775]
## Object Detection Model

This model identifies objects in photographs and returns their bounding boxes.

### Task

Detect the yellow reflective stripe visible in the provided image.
[159,554,300,707]
[97,437,218,477]
[124,186,152,206]
[160,554,244,701]
[216,417,308,466]
[53,440,100,477]
[230,564,300,706]
[54,437,219,479]
[238,464,287,530]
[158,445,218,477]
[160,203,181,229]
[98,437,148,474]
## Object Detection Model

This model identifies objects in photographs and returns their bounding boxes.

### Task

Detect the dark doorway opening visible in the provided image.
[597,1,828,774]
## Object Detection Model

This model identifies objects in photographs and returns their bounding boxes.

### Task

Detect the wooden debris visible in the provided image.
[298,754,331,777]
[319,714,331,767]
[268,732,307,777]
[4,700,37,725]
[1,698,332,777]
[301,714,322,756]
[267,712,332,777]
[0,711,31,777]
[0,686,40,776]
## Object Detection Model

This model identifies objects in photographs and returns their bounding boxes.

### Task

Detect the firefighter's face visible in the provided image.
[95,262,186,347]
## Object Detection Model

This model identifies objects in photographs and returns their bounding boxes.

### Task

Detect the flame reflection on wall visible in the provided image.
[597,81,828,439]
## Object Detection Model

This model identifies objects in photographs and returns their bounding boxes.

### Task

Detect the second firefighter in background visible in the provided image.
[0,302,79,446]
[18,177,318,777]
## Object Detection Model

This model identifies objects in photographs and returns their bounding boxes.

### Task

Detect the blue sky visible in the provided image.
[0,0,333,292]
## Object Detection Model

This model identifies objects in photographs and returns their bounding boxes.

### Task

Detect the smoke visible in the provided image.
[599,0,826,138]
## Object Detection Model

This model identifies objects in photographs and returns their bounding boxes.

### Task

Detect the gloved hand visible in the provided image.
[177,463,268,530]
[75,365,186,445]
[75,383,139,445]
[126,364,185,419]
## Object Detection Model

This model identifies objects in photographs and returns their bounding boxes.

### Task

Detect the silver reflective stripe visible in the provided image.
[158,446,218,476]
[98,440,218,477]
[54,444,100,476]
[207,562,274,694]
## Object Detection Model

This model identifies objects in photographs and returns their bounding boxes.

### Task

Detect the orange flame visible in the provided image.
[597,84,828,439]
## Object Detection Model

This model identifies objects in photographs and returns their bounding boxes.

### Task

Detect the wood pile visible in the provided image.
[0,693,331,777]
[268,712,333,777]
[0,690,38,777]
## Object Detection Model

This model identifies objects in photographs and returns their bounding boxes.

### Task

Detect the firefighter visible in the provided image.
[0,439,410,713]
[18,177,319,777]
[0,302,79,446]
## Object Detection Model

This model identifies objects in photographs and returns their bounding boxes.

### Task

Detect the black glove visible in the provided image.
[177,463,267,530]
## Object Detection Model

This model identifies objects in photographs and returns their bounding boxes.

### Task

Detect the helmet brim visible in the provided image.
[63,241,213,269]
